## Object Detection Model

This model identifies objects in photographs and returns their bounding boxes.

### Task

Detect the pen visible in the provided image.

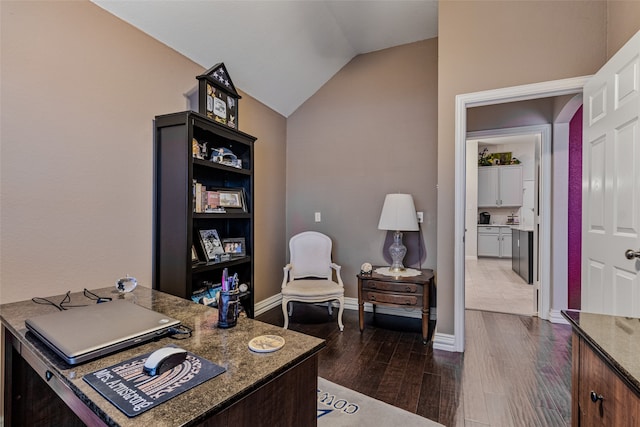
[222,268,228,291]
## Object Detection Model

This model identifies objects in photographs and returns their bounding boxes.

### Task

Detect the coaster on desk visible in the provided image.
[84,349,225,417]
[248,335,285,353]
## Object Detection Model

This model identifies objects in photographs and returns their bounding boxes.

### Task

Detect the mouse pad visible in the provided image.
[83,347,226,417]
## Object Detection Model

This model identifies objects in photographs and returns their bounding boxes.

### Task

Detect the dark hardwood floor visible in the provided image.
[256,304,572,426]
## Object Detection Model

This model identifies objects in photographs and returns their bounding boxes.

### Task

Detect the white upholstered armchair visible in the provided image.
[281,231,345,331]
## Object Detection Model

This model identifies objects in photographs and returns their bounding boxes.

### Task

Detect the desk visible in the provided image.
[1,287,324,426]
[357,268,434,344]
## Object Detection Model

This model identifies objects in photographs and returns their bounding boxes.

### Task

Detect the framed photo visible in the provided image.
[191,245,200,263]
[218,188,246,211]
[222,238,246,257]
[199,229,224,262]
[492,152,512,165]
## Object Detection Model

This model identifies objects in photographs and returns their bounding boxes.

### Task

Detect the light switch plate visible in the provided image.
[417,212,424,223]
[315,212,321,222]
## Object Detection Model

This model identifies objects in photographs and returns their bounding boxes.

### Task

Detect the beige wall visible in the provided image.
[0,1,286,304]
[467,98,555,132]
[286,39,438,297]
[240,97,287,302]
[437,0,608,335]
[607,0,640,58]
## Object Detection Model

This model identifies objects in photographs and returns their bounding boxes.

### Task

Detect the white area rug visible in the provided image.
[317,377,444,426]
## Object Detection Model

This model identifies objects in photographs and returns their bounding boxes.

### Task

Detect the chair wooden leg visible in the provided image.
[337,297,344,332]
[282,299,290,329]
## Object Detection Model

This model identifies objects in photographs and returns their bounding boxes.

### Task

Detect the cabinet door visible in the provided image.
[500,230,512,258]
[478,233,500,257]
[578,338,640,426]
[499,166,523,206]
[478,167,498,207]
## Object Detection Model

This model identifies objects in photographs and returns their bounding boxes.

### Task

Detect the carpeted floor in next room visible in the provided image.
[256,303,572,426]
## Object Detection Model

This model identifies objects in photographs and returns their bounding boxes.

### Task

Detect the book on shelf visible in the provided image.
[195,182,203,213]
[206,191,220,211]
[193,181,227,213]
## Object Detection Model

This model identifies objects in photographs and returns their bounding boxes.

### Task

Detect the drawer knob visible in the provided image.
[369,295,376,301]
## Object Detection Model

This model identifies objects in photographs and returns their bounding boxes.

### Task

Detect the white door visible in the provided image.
[582,30,640,316]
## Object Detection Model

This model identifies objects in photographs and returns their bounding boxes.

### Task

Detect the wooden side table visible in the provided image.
[357,268,434,344]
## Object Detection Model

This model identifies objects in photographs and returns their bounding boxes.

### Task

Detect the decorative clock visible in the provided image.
[360,262,373,275]
[197,63,240,129]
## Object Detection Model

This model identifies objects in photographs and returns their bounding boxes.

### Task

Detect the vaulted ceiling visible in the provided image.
[92,1,439,117]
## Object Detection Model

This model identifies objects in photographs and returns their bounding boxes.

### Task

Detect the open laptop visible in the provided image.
[25,300,181,365]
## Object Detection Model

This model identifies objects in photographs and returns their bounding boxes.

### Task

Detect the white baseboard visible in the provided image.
[255,295,432,319]
[254,292,283,317]
[432,333,457,352]
[548,309,570,325]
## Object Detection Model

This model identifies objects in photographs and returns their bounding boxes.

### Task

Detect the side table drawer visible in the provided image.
[362,280,421,294]
[362,291,419,306]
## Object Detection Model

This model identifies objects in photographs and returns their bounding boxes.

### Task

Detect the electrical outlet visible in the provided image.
[315,212,321,222]
[417,211,424,223]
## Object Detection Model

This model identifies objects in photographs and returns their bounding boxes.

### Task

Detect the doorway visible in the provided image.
[465,130,540,316]
[451,76,590,352]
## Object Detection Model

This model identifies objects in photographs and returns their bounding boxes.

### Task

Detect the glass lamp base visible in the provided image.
[388,231,407,272]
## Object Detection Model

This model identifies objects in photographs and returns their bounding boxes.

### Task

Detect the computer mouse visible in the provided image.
[143,346,187,376]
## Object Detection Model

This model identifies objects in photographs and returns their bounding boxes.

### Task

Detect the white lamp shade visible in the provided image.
[377,193,419,231]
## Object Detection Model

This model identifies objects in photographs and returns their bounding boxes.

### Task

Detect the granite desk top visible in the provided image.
[562,310,640,393]
[0,287,325,426]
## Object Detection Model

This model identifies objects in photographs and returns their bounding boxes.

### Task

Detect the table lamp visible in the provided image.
[377,193,419,273]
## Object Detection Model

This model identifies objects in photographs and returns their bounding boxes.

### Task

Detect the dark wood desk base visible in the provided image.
[357,268,434,344]
[3,326,319,427]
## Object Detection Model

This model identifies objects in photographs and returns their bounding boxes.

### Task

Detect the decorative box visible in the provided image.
[197,63,240,129]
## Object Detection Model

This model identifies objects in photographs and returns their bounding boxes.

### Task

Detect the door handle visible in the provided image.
[625,249,640,260]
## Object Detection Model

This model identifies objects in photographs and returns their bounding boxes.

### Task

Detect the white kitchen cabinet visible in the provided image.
[501,231,512,258]
[478,165,523,207]
[478,226,512,258]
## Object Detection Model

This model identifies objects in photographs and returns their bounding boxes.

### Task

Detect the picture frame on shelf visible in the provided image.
[222,238,246,257]
[191,245,200,263]
[199,229,224,262]
[197,63,240,129]
[218,188,247,211]
[492,152,512,165]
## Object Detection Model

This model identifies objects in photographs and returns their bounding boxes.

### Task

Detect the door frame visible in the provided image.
[466,125,546,317]
[453,76,591,352]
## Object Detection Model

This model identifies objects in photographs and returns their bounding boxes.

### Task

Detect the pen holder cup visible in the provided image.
[217,290,240,328]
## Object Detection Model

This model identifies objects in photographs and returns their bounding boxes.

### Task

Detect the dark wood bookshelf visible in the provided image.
[153,111,257,317]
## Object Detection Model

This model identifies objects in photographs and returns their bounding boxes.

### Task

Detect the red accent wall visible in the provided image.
[568,106,583,309]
